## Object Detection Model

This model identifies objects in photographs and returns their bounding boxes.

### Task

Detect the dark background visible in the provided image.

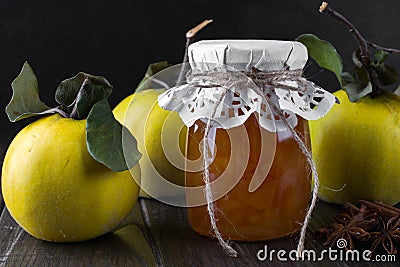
[1,0,400,160]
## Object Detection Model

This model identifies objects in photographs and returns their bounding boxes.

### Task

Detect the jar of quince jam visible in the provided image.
[158,40,335,241]
[186,114,310,240]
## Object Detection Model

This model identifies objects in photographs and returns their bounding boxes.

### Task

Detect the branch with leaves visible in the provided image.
[298,2,400,102]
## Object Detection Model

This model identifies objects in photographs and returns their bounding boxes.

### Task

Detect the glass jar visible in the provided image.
[157,39,336,242]
[186,113,310,240]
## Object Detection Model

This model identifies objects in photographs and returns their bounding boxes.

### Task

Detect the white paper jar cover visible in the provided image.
[158,40,336,132]
[188,39,308,72]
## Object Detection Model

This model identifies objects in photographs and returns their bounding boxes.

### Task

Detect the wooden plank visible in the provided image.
[0,192,4,214]
[0,181,4,212]
[0,203,157,267]
[140,199,318,266]
[1,142,6,212]
[141,199,398,266]
[0,146,4,212]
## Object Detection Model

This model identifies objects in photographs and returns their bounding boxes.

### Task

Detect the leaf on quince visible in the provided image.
[352,49,363,68]
[55,72,113,109]
[372,63,399,86]
[353,66,369,85]
[373,50,389,65]
[341,72,356,85]
[68,74,114,119]
[86,99,141,171]
[296,33,343,85]
[394,84,400,96]
[71,78,93,119]
[344,82,372,103]
[136,61,171,92]
[6,62,51,122]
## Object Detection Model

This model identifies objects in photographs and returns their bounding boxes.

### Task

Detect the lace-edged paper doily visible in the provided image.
[158,70,336,132]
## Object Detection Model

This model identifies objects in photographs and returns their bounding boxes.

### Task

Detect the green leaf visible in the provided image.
[55,72,112,108]
[296,34,343,85]
[352,49,363,68]
[344,82,373,102]
[72,79,93,119]
[136,61,171,92]
[394,84,400,96]
[341,72,356,85]
[69,75,114,119]
[86,99,141,172]
[374,50,389,65]
[353,66,369,84]
[6,62,51,122]
[372,63,399,86]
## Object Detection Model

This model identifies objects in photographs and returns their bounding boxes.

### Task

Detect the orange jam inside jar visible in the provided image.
[185,113,311,241]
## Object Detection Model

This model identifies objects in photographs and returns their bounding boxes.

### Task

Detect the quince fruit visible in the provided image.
[2,114,140,242]
[2,63,141,242]
[310,90,400,205]
[113,89,186,198]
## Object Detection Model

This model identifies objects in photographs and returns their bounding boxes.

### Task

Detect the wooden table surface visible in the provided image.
[1,189,399,267]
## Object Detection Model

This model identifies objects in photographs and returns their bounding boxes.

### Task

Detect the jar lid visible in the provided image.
[188,40,308,72]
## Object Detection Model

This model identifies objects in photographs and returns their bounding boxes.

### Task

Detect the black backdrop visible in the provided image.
[1,0,400,159]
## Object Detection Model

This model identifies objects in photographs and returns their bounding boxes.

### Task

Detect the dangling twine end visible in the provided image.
[214,235,238,257]
[223,244,238,257]
[210,218,238,257]
[296,248,303,260]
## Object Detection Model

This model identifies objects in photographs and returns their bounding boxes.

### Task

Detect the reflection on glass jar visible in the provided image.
[186,113,310,241]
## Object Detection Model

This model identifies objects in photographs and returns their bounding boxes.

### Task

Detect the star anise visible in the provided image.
[321,209,375,250]
[370,214,400,255]
[317,200,400,254]
[344,202,380,221]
